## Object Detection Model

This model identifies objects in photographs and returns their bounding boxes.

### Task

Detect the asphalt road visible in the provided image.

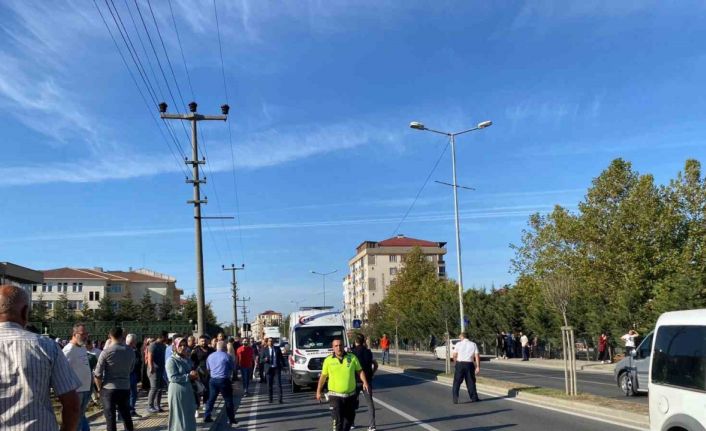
[221,369,642,431]
[387,351,648,405]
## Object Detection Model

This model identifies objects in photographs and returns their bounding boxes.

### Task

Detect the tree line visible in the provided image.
[364,159,706,353]
[31,291,218,326]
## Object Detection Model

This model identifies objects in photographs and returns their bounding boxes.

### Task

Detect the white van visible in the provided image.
[288,307,348,392]
[649,309,706,431]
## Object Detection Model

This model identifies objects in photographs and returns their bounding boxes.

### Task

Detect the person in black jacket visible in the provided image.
[351,333,378,431]
[258,337,285,403]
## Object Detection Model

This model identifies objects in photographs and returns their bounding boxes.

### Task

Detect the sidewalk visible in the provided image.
[488,357,616,374]
[88,387,230,431]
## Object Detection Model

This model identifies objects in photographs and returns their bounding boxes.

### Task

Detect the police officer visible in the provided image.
[316,338,369,431]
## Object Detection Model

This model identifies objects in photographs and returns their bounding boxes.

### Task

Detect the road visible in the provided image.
[387,351,648,405]
[218,369,642,431]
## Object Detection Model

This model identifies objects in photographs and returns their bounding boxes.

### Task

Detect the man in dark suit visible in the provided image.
[259,337,284,403]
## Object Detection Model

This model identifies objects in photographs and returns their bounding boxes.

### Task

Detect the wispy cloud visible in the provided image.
[511,0,660,29]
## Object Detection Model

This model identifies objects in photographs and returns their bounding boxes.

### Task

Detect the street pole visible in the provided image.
[449,133,466,334]
[311,269,337,307]
[223,264,245,337]
[160,101,229,337]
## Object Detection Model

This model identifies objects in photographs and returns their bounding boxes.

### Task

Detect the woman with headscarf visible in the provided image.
[166,337,198,431]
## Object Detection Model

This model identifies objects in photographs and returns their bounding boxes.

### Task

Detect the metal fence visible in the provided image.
[30,320,195,341]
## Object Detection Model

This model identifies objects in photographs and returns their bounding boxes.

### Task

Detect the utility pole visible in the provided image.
[239,296,251,337]
[160,101,230,336]
[222,264,245,337]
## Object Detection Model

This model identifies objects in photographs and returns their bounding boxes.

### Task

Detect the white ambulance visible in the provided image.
[288,307,348,392]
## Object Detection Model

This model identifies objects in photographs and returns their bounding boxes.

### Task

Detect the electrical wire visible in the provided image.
[392,137,451,235]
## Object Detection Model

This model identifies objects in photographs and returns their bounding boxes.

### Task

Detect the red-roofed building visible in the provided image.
[251,309,283,341]
[343,235,447,328]
[35,267,182,317]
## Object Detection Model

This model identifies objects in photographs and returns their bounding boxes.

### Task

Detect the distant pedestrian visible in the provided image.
[190,335,213,412]
[351,334,378,431]
[147,331,168,413]
[93,327,136,431]
[316,338,369,431]
[166,337,198,431]
[63,322,93,431]
[496,331,506,359]
[596,332,607,363]
[204,341,237,425]
[520,332,529,361]
[237,337,255,396]
[260,337,285,403]
[451,332,480,404]
[505,331,514,358]
[379,333,390,365]
[621,330,639,356]
[125,334,142,418]
[0,285,81,431]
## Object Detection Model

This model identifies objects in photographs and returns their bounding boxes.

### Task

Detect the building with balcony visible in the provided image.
[34,267,182,317]
[251,310,283,341]
[342,235,446,329]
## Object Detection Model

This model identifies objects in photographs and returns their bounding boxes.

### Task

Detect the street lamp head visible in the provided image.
[158,102,168,113]
[221,104,230,115]
[188,101,198,113]
[477,120,493,129]
[409,121,425,130]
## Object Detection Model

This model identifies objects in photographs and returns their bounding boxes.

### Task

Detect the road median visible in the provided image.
[379,364,649,430]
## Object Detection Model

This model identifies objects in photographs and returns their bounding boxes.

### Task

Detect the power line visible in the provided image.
[146,0,188,109]
[392,137,451,235]
[168,0,195,100]
[122,0,166,103]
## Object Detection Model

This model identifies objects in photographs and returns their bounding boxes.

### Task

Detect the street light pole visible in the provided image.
[409,120,492,334]
[311,269,337,307]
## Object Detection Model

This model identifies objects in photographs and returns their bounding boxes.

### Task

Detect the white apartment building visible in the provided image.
[251,310,283,341]
[343,235,446,329]
[34,267,183,316]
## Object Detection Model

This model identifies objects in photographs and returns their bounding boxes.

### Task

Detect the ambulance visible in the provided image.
[288,307,348,392]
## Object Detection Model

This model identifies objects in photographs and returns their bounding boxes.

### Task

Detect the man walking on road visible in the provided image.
[204,341,237,425]
[316,338,370,431]
[260,337,285,403]
[0,285,81,431]
[451,332,480,404]
[94,327,136,431]
[63,322,93,431]
[146,331,167,413]
[191,335,213,412]
[379,333,390,365]
[520,332,530,361]
[236,337,255,396]
[351,334,378,431]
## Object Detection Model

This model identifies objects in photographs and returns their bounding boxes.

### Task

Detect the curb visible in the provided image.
[487,358,615,375]
[379,365,649,430]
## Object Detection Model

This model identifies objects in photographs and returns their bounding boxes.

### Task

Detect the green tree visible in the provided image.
[117,291,139,322]
[181,294,218,325]
[80,296,95,321]
[158,297,174,321]
[52,294,72,322]
[139,291,157,322]
[95,296,115,321]
[30,293,49,322]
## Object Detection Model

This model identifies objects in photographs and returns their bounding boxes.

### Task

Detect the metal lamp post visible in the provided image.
[409,119,492,334]
[310,269,337,307]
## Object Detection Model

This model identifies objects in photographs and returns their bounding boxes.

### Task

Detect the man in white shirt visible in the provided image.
[451,332,480,404]
[520,332,529,361]
[63,323,93,431]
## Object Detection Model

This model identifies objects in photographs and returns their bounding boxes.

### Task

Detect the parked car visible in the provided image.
[434,339,460,360]
[614,331,653,396]
[649,309,706,431]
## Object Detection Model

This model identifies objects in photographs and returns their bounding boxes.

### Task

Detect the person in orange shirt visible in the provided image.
[236,338,255,396]
[379,334,390,365]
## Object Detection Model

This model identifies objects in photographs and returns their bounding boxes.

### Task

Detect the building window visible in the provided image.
[367,255,375,265]
[107,283,122,293]
[389,255,397,263]
[95,292,100,301]
[390,267,397,276]
[72,283,78,292]
[42,283,47,292]
[45,301,54,310]
[78,283,83,292]
[32,285,37,292]
[47,284,53,293]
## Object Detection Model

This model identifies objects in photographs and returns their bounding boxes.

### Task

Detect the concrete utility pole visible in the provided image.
[239,296,251,335]
[160,101,229,336]
[222,264,245,337]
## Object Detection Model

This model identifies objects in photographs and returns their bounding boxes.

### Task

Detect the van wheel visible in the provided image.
[619,372,636,396]
[291,378,301,393]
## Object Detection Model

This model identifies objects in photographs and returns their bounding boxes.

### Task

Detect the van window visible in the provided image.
[637,333,653,359]
[295,326,345,349]
[651,325,706,391]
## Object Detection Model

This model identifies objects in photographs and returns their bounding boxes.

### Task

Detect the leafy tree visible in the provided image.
[117,291,139,322]
[95,295,115,321]
[80,296,95,321]
[158,297,174,321]
[181,294,218,325]
[30,293,49,322]
[139,291,157,322]
[52,294,72,322]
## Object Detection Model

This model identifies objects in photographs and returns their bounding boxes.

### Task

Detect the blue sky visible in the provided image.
[2,1,706,324]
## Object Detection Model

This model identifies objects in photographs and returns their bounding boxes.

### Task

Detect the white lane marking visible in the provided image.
[373,397,442,431]
[383,371,647,431]
[243,378,261,430]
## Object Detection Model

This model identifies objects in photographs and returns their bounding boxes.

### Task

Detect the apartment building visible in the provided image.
[34,267,182,316]
[342,235,446,328]
[0,262,43,305]
[251,310,283,341]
